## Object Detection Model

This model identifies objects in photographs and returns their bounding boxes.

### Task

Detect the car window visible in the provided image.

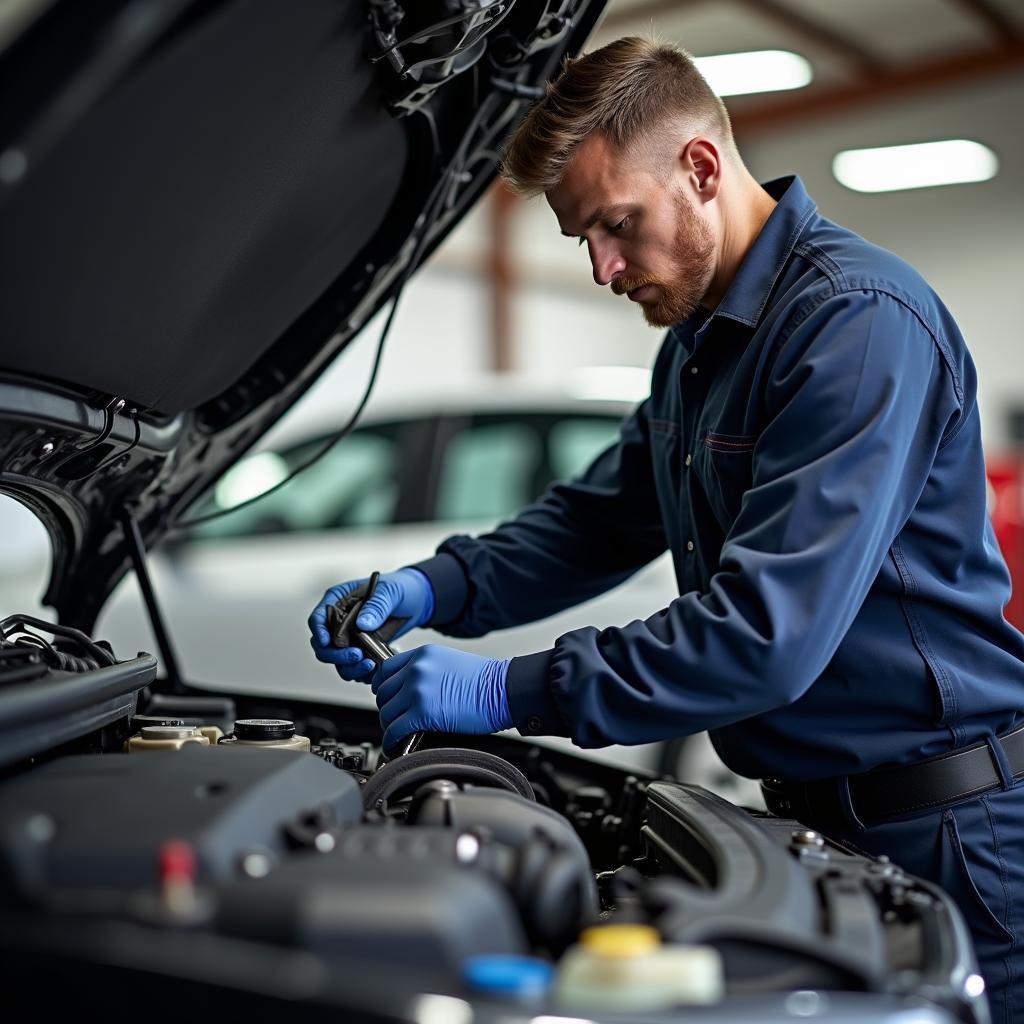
[185,411,625,540]
[548,418,620,481]
[434,414,623,524]
[189,428,401,540]
[435,422,542,522]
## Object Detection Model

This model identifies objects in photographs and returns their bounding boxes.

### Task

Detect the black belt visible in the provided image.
[761,723,1024,828]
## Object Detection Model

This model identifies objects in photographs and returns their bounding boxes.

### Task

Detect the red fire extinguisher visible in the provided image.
[987,456,1024,630]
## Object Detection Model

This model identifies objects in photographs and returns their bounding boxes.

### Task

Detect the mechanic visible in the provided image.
[309,37,1024,1016]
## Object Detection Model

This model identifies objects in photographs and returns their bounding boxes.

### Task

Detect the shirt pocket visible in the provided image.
[694,430,757,531]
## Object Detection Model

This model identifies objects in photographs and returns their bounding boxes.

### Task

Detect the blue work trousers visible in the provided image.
[820,784,1024,1022]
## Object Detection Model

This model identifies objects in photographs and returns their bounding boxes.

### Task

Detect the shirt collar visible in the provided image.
[703,175,818,329]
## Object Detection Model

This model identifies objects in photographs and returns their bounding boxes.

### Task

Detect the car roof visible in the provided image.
[258,372,644,451]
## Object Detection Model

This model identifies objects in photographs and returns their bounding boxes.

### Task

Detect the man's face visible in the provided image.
[547,132,716,328]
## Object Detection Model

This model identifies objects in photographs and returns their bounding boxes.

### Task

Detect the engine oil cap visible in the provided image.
[463,955,554,997]
[233,719,296,742]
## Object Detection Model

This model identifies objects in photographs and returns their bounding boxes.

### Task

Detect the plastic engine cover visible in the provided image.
[0,746,363,892]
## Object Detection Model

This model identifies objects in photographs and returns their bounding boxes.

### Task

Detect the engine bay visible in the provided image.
[0,620,988,1023]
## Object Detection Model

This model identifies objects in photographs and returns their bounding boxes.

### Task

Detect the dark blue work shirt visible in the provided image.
[416,176,1024,782]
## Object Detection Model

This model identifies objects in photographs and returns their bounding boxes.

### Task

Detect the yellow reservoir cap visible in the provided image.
[579,925,661,958]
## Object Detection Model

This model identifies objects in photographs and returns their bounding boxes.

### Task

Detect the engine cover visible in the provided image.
[0,746,363,892]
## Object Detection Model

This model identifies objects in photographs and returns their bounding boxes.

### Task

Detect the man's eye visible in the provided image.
[609,217,629,233]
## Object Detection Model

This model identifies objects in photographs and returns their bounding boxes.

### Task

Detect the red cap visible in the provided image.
[159,840,196,884]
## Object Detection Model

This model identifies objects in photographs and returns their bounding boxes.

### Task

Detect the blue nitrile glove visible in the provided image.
[308,568,435,682]
[371,645,513,752]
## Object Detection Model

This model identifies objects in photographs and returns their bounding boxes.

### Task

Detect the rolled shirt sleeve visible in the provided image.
[507,289,962,745]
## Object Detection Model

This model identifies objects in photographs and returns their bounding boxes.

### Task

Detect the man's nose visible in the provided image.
[589,240,626,287]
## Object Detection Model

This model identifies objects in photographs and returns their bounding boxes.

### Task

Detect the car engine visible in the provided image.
[0,622,988,1023]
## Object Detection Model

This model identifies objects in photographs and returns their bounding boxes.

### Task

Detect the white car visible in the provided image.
[97,376,758,798]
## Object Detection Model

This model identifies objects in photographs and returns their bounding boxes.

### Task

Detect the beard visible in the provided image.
[611,190,715,328]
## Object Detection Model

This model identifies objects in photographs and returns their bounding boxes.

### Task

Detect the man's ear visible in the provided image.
[681,137,722,203]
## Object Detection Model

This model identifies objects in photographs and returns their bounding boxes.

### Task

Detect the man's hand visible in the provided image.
[307,568,435,681]
[372,645,512,752]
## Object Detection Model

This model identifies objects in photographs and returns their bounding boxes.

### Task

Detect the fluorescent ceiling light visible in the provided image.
[694,50,812,97]
[566,365,652,404]
[833,140,999,193]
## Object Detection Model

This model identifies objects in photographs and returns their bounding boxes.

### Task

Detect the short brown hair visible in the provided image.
[501,36,734,197]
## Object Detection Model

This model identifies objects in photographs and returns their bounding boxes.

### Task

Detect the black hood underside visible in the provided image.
[2,0,407,415]
[0,0,605,629]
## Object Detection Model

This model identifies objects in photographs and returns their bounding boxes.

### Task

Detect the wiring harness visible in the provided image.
[0,614,117,682]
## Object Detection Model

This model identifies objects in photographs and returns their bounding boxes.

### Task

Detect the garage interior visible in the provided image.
[1,2,1023,1018]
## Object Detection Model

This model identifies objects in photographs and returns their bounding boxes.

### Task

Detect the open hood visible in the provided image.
[0,0,605,630]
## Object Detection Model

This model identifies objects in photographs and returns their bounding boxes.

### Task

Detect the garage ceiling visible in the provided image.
[591,0,1024,137]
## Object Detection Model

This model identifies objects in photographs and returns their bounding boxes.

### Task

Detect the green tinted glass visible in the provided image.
[436,422,542,522]
[191,430,399,539]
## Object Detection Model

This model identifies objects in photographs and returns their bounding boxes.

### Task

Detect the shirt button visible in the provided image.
[527,715,543,733]
[685,453,692,467]
[686,540,695,552]
[690,366,699,375]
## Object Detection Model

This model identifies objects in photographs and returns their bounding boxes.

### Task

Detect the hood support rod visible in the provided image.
[121,508,184,695]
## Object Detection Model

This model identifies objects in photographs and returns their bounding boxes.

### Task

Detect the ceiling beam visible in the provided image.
[952,0,1023,42]
[600,0,707,34]
[730,40,1024,136]
[734,0,884,73]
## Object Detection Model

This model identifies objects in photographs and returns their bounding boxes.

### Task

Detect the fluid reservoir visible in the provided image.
[127,725,210,752]
[555,924,723,1011]
[126,716,222,749]
[197,725,224,746]
[218,719,311,752]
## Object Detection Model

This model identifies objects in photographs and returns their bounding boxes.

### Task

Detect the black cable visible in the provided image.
[419,104,442,175]
[362,746,535,811]
[90,405,140,474]
[176,271,409,529]
[0,614,117,671]
[174,92,503,531]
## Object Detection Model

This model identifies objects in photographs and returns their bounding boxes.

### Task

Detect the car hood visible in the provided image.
[0,0,605,631]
